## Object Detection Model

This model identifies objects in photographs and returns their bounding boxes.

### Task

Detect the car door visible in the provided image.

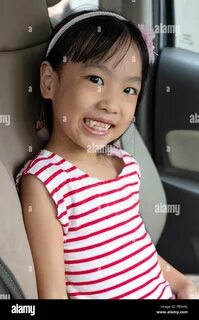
[151,0,199,274]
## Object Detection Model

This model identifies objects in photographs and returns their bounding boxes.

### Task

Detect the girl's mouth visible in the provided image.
[82,118,113,136]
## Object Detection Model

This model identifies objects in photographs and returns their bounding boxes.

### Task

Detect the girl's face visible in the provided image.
[41,43,142,153]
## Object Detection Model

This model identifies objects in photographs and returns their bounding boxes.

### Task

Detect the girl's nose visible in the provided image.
[96,96,120,114]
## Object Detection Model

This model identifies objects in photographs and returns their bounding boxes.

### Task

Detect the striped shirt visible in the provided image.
[16,145,172,299]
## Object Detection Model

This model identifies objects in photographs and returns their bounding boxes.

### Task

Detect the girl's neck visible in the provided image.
[45,137,102,165]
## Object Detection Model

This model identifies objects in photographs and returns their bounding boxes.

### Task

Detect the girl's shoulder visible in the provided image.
[111,144,141,178]
[111,144,136,159]
[15,149,54,191]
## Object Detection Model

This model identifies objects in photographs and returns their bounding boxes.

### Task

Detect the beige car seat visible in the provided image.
[0,0,167,299]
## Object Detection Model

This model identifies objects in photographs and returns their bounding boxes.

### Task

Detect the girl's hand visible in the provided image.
[176,281,199,299]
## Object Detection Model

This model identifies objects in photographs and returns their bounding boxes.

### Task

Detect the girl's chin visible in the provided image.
[76,136,113,154]
[82,139,110,152]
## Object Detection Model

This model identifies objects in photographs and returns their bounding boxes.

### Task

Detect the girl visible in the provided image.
[16,9,199,299]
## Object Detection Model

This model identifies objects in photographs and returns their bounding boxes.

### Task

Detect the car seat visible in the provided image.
[0,0,168,299]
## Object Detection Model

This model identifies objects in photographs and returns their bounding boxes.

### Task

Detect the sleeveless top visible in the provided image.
[16,145,172,299]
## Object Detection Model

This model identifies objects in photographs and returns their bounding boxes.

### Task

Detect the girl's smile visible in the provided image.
[82,118,113,136]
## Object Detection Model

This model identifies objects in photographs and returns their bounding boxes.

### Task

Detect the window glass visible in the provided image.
[175,0,199,53]
[48,0,99,25]
[70,0,99,10]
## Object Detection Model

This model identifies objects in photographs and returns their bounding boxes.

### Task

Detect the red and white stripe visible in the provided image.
[16,146,172,299]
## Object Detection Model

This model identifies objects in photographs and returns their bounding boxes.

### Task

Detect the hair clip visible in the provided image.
[36,108,50,142]
[138,24,157,64]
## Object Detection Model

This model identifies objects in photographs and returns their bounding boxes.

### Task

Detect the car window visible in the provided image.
[70,0,99,10]
[175,0,199,53]
[48,0,99,25]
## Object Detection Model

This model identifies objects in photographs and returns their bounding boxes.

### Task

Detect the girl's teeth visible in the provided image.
[84,118,111,131]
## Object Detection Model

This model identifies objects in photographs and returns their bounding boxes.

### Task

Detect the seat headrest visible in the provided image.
[0,0,53,51]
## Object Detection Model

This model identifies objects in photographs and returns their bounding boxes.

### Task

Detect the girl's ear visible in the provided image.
[40,61,57,99]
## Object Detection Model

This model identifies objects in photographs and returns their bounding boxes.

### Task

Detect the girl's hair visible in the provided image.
[43,9,150,144]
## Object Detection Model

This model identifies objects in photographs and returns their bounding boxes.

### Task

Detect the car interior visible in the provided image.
[0,0,198,299]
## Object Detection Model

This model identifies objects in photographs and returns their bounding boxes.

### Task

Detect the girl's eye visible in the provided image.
[124,87,137,95]
[89,75,104,86]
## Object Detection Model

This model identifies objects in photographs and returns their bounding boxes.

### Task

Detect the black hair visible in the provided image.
[42,9,150,144]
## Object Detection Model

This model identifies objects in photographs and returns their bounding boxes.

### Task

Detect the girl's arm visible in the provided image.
[20,174,68,299]
[158,254,199,299]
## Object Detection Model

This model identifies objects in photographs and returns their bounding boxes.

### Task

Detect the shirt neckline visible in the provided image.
[40,145,128,183]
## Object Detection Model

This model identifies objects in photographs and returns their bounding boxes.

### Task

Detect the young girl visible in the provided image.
[16,9,199,299]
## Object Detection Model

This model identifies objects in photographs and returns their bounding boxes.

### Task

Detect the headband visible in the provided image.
[46,11,156,64]
[46,11,127,57]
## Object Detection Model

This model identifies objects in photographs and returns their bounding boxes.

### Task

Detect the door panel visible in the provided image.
[154,47,199,273]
